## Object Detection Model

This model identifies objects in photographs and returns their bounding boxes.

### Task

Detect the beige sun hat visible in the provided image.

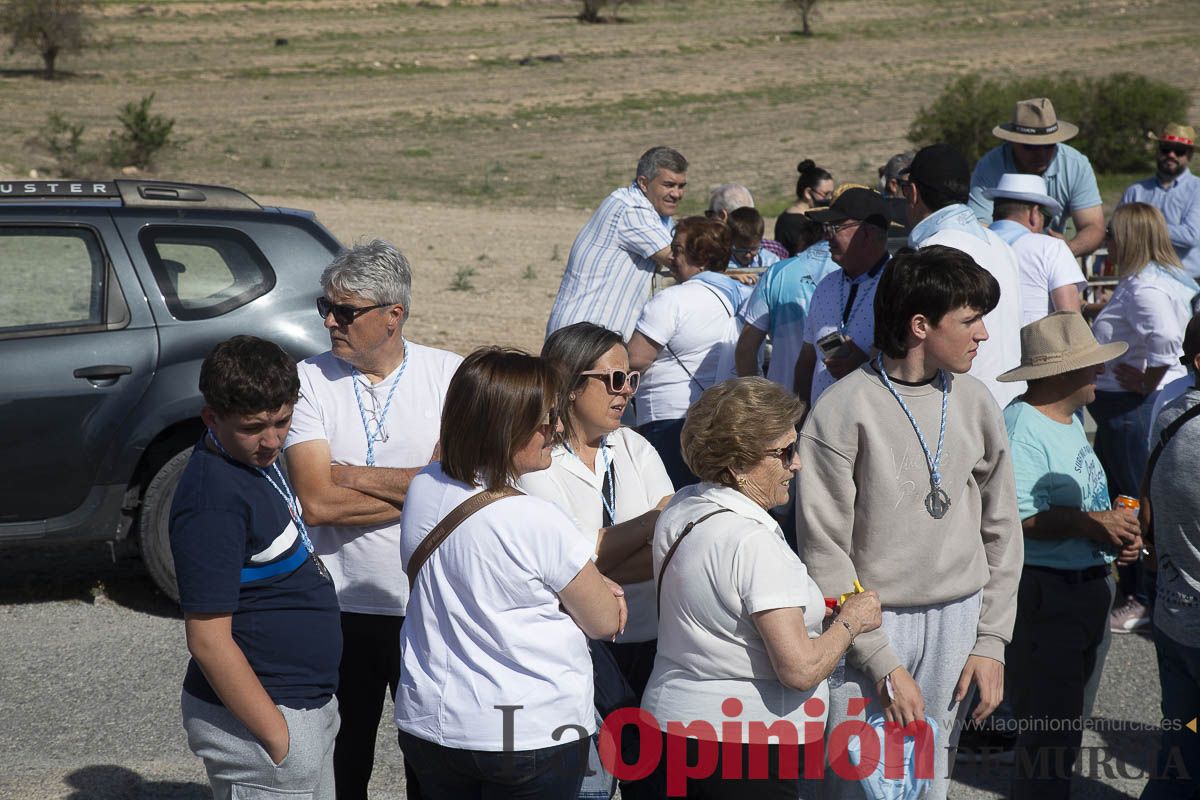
[993,98,1079,145]
[997,311,1128,383]
[1147,123,1196,147]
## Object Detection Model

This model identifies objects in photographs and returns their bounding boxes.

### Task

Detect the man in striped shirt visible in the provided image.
[546,146,686,340]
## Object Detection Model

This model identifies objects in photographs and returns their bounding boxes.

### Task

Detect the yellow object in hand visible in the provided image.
[839,579,866,606]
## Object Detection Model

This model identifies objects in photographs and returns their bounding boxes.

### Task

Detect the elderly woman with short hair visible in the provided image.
[641,377,881,798]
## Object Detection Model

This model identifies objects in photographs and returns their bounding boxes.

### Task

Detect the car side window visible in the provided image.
[0,226,122,339]
[140,226,275,321]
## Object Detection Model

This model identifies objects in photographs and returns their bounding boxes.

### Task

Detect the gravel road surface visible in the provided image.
[0,543,1168,799]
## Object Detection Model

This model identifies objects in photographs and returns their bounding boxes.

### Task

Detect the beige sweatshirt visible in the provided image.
[796,363,1022,684]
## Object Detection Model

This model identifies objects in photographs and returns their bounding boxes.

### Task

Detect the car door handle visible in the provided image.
[74,364,133,380]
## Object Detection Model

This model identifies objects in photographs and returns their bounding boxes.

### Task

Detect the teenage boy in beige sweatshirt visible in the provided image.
[797,245,1023,800]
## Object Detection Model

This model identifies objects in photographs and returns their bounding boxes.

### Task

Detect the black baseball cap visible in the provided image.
[901,143,971,202]
[806,187,890,229]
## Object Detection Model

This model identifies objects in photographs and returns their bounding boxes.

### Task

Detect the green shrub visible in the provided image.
[107,93,178,169]
[908,72,1188,173]
[41,111,87,174]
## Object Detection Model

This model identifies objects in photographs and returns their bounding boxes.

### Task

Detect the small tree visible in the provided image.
[108,93,178,170]
[788,0,820,36]
[0,0,94,79]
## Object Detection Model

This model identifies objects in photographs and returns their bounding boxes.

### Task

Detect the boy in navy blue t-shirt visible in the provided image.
[171,336,342,799]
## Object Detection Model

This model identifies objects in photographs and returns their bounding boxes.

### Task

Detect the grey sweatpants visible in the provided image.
[818,591,982,800]
[181,691,339,800]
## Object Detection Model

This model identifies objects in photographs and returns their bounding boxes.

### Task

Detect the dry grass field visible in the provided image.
[2,0,1198,353]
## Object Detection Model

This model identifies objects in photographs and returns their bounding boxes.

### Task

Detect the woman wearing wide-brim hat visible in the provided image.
[998,310,1139,799]
[968,97,1106,257]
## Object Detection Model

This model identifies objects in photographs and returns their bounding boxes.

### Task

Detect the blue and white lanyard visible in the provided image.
[875,353,949,497]
[351,341,408,467]
[206,430,315,555]
[567,437,616,524]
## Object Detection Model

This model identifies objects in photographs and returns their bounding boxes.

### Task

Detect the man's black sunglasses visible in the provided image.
[317,297,388,326]
[1160,143,1193,158]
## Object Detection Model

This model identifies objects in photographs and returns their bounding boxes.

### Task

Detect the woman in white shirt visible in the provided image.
[640,377,881,798]
[1089,202,1200,627]
[628,217,742,489]
[395,348,624,799]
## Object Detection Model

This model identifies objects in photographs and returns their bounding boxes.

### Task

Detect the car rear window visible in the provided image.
[0,227,108,335]
[140,226,275,320]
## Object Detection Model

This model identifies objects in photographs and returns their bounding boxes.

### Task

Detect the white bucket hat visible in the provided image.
[982,173,1063,217]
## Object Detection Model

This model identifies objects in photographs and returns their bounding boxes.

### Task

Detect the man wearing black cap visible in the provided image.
[792,187,891,410]
[903,143,1025,409]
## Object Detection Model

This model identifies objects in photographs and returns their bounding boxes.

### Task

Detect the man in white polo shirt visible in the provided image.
[985,173,1086,326]
[904,143,1025,408]
[285,240,463,800]
[793,187,892,411]
[547,146,686,340]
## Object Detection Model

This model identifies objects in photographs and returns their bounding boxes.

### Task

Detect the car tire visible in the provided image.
[138,447,190,602]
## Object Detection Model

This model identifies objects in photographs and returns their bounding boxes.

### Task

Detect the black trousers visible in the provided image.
[1007,567,1112,800]
[645,733,809,799]
[334,612,421,800]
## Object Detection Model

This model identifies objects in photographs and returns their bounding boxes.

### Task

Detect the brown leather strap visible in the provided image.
[656,508,733,615]
[407,485,523,589]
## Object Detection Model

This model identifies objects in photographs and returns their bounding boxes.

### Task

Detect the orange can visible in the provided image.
[1115,495,1140,512]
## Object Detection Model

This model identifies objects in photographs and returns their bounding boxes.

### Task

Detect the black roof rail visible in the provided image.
[117,180,261,210]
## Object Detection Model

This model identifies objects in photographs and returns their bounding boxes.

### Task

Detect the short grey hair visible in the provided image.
[320,239,413,321]
[636,146,688,182]
[707,183,755,214]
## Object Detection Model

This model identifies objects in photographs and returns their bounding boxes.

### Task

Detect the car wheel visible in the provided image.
[138,447,191,602]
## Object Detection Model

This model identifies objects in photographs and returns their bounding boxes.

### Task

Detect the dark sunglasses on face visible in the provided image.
[1160,143,1192,158]
[317,296,387,326]
[580,368,641,394]
[765,441,797,465]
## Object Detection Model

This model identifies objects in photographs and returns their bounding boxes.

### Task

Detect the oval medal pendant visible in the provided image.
[925,487,951,519]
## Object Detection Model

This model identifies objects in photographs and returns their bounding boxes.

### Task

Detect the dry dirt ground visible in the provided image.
[2,0,1199,351]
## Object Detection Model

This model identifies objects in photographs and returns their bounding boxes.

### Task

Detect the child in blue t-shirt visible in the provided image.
[170,335,341,800]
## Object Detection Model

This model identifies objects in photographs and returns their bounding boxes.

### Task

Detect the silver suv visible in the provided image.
[0,180,341,600]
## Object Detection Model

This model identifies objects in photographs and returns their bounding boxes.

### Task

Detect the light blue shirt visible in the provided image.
[547,183,674,340]
[969,143,1102,231]
[1120,170,1200,278]
[727,247,780,272]
[740,241,838,388]
[1004,400,1115,569]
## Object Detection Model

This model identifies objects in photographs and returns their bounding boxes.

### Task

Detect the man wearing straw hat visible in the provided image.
[1119,123,1200,279]
[969,98,1105,258]
[997,311,1142,799]
[985,173,1086,325]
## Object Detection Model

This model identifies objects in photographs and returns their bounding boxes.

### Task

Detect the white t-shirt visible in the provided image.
[1094,263,1198,394]
[395,464,595,751]
[285,343,463,616]
[913,226,1025,408]
[642,482,829,741]
[517,427,675,643]
[803,259,886,405]
[634,279,738,425]
[1008,232,1087,325]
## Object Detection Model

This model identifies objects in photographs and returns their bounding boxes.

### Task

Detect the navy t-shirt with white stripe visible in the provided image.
[169,439,342,710]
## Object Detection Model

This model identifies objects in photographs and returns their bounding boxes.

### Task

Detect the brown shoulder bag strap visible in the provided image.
[656,508,733,615]
[407,485,523,589]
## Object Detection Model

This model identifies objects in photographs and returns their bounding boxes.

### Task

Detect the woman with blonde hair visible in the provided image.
[1090,202,1199,633]
[641,377,881,797]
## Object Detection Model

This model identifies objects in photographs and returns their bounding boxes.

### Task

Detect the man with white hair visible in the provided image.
[707,182,788,260]
[285,240,463,800]
[986,173,1086,325]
